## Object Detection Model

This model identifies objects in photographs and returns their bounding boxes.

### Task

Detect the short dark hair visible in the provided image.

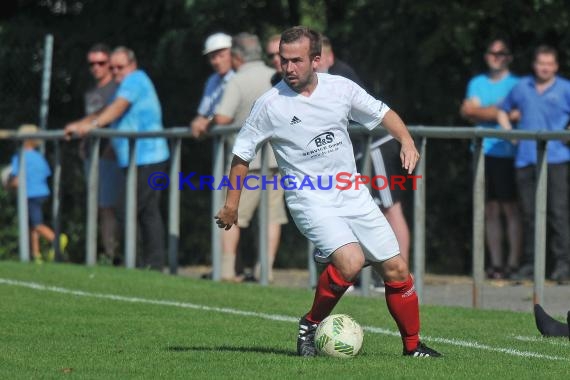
[534,45,558,62]
[280,26,321,60]
[88,43,111,56]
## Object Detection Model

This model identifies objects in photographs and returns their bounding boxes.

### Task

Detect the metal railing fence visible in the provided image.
[2,125,568,309]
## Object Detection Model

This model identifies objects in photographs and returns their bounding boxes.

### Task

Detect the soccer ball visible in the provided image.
[314,314,364,358]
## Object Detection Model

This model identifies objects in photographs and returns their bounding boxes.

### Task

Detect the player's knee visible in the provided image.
[335,256,364,282]
[347,256,366,281]
[331,244,365,281]
[380,255,409,282]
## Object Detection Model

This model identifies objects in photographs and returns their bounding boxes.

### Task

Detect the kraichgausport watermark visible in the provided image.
[147,172,422,191]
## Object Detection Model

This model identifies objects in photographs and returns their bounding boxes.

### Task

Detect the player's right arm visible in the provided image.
[216,88,274,230]
[215,155,249,230]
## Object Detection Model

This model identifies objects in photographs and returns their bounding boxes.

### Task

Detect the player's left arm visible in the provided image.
[381,110,420,174]
[215,155,249,230]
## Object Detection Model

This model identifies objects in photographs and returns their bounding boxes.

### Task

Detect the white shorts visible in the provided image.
[298,207,400,264]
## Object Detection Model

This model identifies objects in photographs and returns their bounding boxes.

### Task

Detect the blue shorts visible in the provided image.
[28,196,48,227]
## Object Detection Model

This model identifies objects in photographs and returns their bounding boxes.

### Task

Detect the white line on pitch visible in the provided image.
[512,335,570,346]
[0,278,567,362]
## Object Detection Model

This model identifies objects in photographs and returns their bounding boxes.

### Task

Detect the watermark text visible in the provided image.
[147,172,422,191]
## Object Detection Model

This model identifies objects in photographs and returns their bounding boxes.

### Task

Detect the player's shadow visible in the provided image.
[167,345,296,356]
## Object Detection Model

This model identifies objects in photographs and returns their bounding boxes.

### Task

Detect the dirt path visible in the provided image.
[178,266,570,317]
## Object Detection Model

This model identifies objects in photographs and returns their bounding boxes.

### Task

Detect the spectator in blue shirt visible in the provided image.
[498,45,570,283]
[65,47,170,271]
[9,124,68,263]
[190,32,234,138]
[461,38,522,279]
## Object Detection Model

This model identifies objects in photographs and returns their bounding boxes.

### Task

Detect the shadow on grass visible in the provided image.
[167,345,297,356]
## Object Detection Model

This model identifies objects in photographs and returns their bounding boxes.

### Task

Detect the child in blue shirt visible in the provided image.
[8,124,67,263]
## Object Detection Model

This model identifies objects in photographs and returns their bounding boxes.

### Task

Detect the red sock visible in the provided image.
[306,264,354,323]
[384,274,420,352]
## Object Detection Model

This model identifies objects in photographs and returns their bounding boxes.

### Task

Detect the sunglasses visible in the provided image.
[88,60,108,67]
[487,50,510,57]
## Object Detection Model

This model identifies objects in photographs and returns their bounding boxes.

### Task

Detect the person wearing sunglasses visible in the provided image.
[83,43,122,266]
[461,38,522,280]
[85,43,117,115]
[65,46,170,271]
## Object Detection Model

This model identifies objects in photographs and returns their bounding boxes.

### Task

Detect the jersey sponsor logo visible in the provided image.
[303,132,343,159]
[290,116,302,125]
[306,132,335,148]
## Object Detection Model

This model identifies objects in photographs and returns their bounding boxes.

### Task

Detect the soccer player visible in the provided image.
[215,26,441,358]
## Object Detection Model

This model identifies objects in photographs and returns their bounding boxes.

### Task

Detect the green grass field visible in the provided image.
[0,262,568,379]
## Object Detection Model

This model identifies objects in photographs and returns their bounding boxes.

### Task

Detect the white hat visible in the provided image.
[203,33,232,55]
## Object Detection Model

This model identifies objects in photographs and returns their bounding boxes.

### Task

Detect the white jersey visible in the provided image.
[232,73,390,223]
